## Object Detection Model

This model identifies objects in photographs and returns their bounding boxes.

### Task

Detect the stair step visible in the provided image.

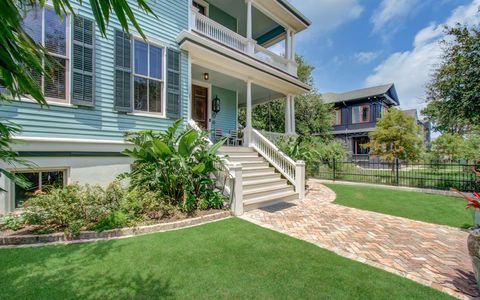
[243,191,299,211]
[243,177,288,190]
[233,161,269,168]
[221,152,259,158]
[219,146,255,153]
[223,156,265,162]
[242,166,275,174]
[242,172,280,180]
[243,185,294,200]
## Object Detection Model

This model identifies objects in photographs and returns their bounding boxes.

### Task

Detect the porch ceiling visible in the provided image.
[207,0,281,40]
[192,64,285,106]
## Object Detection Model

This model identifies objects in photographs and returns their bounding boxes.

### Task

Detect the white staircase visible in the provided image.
[219,146,299,211]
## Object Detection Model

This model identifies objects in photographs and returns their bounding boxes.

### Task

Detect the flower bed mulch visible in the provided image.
[0,210,231,247]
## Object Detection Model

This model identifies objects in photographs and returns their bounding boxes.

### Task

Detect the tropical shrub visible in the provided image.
[275,136,346,177]
[22,182,125,237]
[122,120,226,214]
[93,211,128,232]
[1,214,25,231]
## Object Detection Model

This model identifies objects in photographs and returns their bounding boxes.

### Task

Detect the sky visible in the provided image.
[281,0,480,112]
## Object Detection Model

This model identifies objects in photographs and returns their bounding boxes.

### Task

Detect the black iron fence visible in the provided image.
[314,159,480,192]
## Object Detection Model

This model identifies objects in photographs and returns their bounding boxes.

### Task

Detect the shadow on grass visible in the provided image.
[0,240,174,299]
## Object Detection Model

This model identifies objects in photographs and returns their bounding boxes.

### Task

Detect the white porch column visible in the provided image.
[246,0,255,54]
[290,95,296,134]
[290,31,296,60]
[285,95,291,134]
[245,80,253,145]
[285,28,292,60]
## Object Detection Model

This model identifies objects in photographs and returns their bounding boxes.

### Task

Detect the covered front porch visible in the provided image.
[189,64,297,145]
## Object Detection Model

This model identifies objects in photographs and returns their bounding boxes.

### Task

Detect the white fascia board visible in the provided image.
[177,31,310,96]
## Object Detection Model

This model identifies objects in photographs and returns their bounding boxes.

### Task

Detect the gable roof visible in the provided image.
[322,83,400,106]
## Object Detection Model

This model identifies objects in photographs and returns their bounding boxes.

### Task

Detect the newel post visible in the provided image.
[295,160,305,199]
[229,163,244,216]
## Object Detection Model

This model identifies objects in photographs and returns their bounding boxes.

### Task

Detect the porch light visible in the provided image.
[212,95,221,115]
[203,72,209,80]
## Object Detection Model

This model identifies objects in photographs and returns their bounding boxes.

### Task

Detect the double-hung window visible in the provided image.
[23,6,69,103]
[352,105,370,123]
[133,40,164,114]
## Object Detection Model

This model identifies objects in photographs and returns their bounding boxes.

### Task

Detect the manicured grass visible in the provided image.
[326,183,472,228]
[0,218,451,299]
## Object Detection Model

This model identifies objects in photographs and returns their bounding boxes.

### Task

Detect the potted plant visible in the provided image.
[452,167,480,288]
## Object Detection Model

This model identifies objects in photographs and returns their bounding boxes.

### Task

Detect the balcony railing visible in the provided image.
[190,9,297,76]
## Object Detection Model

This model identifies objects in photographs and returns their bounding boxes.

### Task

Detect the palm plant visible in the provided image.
[123,120,226,213]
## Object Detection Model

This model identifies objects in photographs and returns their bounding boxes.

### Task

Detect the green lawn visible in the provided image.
[326,183,472,228]
[0,218,451,299]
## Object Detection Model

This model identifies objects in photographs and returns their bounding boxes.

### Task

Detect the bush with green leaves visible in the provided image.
[1,214,26,231]
[275,136,346,177]
[22,182,126,237]
[122,119,226,214]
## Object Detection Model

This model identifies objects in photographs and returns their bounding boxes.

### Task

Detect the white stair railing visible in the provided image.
[188,120,244,215]
[248,128,305,199]
[191,9,248,53]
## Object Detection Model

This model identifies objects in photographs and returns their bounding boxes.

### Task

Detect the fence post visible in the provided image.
[229,163,243,216]
[295,160,306,200]
[395,158,400,186]
[333,158,336,181]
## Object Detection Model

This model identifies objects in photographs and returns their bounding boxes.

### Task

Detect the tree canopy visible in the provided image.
[422,23,480,134]
[239,55,334,138]
[367,108,424,161]
[431,131,480,162]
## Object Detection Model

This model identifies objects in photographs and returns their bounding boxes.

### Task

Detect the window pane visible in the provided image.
[42,171,64,190]
[22,6,42,44]
[149,80,162,113]
[44,8,66,55]
[134,40,148,76]
[362,106,369,122]
[149,46,163,79]
[134,76,148,111]
[335,110,341,125]
[14,173,39,208]
[352,107,360,123]
[44,56,66,100]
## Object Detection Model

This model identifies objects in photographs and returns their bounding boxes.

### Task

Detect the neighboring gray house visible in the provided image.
[323,84,400,160]
[402,109,432,150]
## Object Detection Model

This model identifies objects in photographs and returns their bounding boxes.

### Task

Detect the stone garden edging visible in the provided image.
[0,211,231,248]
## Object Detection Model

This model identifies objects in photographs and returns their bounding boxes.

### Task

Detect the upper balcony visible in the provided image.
[187,0,310,77]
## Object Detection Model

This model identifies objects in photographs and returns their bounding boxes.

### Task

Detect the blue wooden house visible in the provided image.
[0,0,311,214]
[323,84,400,160]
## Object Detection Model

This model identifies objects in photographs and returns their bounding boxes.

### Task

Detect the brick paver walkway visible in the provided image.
[241,181,479,299]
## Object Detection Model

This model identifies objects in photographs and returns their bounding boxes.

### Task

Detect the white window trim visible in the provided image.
[129,35,167,118]
[9,168,69,210]
[193,0,209,16]
[40,5,71,104]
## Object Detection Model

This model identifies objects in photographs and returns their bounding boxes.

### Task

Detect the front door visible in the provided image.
[192,85,208,130]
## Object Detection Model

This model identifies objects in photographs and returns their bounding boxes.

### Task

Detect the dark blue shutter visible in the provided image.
[114,30,132,113]
[166,49,181,119]
[71,16,95,107]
